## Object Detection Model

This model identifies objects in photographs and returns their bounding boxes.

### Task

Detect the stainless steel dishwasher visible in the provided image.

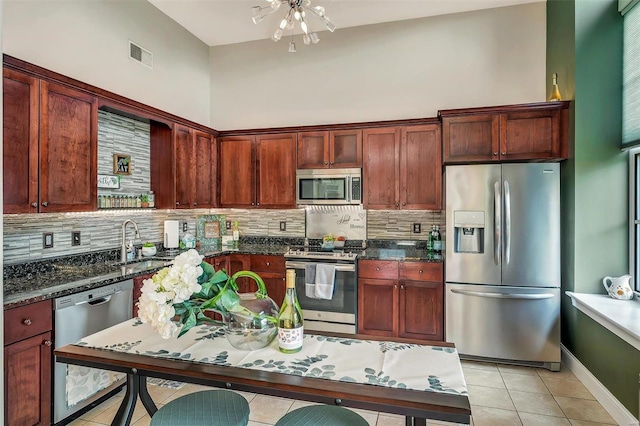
[53,279,133,424]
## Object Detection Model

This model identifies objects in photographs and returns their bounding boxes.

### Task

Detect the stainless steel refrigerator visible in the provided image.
[445,163,561,371]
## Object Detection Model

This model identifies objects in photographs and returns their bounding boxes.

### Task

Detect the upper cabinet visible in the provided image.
[440,101,570,164]
[174,125,217,209]
[219,133,296,208]
[363,124,441,210]
[297,129,362,169]
[3,68,97,213]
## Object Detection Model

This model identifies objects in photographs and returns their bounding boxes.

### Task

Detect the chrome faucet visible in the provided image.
[121,219,141,263]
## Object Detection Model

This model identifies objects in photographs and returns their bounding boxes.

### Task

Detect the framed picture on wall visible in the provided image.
[113,154,131,175]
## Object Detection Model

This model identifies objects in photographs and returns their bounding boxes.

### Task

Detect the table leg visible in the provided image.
[404,417,427,426]
[111,374,158,426]
[111,374,139,426]
[139,376,158,416]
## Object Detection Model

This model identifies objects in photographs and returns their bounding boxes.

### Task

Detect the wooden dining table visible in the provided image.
[54,319,471,426]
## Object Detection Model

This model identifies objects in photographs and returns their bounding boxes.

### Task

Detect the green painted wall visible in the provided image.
[548,0,640,417]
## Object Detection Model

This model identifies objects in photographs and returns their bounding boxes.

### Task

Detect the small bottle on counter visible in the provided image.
[278,270,304,354]
[148,191,155,208]
[432,225,442,259]
[136,195,142,208]
[232,221,240,247]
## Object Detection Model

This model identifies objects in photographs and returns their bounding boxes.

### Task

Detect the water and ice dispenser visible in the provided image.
[453,211,485,253]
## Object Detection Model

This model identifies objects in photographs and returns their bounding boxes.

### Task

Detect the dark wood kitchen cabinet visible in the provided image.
[4,300,53,426]
[357,260,443,341]
[440,101,570,163]
[251,254,286,307]
[228,254,253,293]
[297,129,362,169]
[219,133,296,208]
[363,124,441,210]
[174,124,217,209]
[3,68,98,213]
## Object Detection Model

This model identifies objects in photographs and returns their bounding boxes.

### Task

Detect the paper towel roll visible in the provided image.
[164,220,179,249]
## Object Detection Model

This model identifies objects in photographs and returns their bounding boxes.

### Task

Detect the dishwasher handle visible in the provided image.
[87,295,113,306]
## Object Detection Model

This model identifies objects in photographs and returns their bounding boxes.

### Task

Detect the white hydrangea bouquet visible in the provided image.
[138,249,277,339]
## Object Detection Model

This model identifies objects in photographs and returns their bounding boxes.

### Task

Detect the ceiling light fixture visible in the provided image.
[251,0,335,52]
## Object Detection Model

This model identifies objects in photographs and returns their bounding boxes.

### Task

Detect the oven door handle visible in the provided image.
[285,261,355,272]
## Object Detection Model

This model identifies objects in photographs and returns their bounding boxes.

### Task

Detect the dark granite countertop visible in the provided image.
[4,239,443,309]
[358,247,444,262]
[3,243,290,309]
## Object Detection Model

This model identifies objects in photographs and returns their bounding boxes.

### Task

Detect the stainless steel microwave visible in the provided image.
[296,168,362,205]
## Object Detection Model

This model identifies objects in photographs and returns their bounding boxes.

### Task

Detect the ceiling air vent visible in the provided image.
[129,41,153,69]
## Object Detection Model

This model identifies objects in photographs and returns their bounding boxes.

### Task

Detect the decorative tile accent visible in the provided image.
[97,111,151,198]
[367,210,444,240]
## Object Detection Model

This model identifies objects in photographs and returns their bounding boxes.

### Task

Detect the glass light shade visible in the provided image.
[313,5,325,16]
[252,6,264,16]
[303,34,311,45]
[289,42,296,53]
[310,32,320,44]
[323,18,335,32]
[279,18,288,29]
[300,20,308,34]
[294,10,301,20]
[252,15,266,24]
[272,28,283,42]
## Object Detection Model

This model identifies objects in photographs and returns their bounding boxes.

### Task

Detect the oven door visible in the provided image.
[285,260,356,334]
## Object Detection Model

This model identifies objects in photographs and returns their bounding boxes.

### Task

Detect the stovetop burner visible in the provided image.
[284,246,361,261]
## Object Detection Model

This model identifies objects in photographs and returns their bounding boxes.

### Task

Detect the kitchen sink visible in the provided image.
[111,259,170,275]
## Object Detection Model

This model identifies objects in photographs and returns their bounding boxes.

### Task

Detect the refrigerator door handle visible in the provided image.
[450,289,556,300]
[494,181,501,265]
[504,180,511,265]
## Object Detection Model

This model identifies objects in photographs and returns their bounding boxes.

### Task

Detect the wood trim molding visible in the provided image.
[438,101,572,118]
[218,117,441,137]
[3,54,217,135]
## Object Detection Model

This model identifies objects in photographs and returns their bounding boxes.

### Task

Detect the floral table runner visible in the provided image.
[75,318,468,396]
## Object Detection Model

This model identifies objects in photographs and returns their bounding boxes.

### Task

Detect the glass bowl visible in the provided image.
[223,293,279,351]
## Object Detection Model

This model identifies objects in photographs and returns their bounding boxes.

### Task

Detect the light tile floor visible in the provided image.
[67,361,617,426]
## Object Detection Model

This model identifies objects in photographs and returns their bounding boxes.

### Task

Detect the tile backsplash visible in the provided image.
[3,208,443,264]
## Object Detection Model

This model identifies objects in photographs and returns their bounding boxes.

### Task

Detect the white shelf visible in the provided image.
[566,291,640,351]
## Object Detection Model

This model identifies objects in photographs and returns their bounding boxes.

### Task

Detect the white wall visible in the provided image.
[3,0,211,126]
[210,3,547,130]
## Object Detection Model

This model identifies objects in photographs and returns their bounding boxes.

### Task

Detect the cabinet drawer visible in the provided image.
[4,300,53,345]
[358,260,398,279]
[251,255,285,273]
[399,262,442,282]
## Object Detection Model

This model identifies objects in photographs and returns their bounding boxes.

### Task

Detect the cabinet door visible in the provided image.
[297,131,328,169]
[357,278,398,337]
[207,255,229,273]
[399,280,443,341]
[228,254,253,293]
[330,129,362,168]
[401,125,442,210]
[3,68,39,214]
[174,125,192,209]
[500,110,560,160]
[256,133,296,208]
[192,131,217,208]
[133,272,154,317]
[442,114,499,163]
[219,136,255,207]
[5,331,52,426]
[261,274,286,309]
[39,81,97,212]
[363,127,401,209]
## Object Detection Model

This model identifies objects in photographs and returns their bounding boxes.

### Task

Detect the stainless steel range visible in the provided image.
[284,246,360,334]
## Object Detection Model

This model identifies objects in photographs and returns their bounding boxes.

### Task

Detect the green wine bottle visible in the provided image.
[278,270,304,353]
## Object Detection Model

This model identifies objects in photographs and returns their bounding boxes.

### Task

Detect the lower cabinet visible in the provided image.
[133,272,154,317]
[357,260,443,341]
[4,300,53,426]
[250,255,286,307]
